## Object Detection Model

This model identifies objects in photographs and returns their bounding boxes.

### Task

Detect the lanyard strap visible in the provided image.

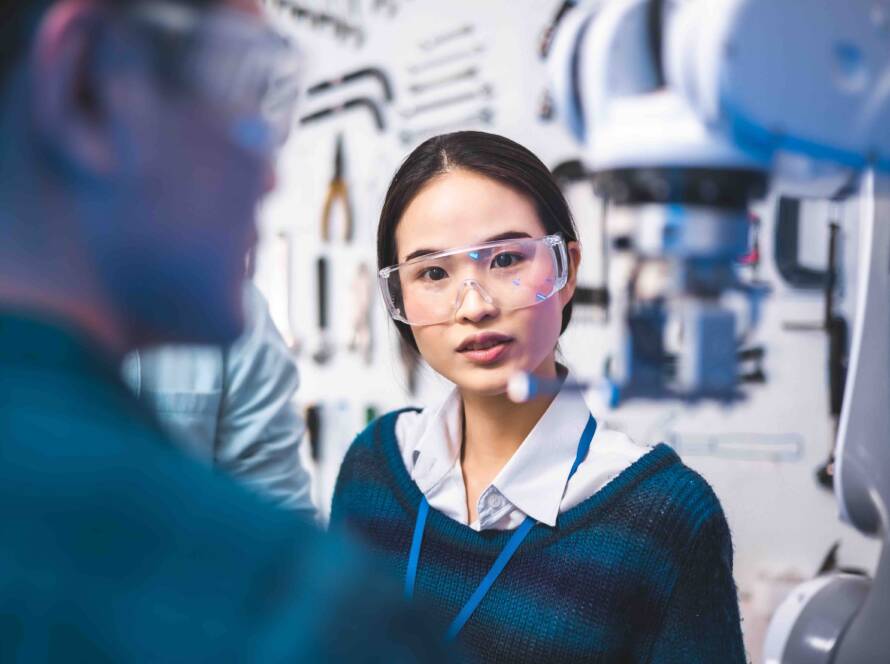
[404,414,597,640]
[405,497,429,599]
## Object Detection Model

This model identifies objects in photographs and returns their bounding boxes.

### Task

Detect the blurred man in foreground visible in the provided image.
[0,0,446,660]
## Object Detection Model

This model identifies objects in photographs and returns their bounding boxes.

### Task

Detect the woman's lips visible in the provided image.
[458,337,514,365]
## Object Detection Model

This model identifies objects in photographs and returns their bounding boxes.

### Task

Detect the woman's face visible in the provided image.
[395,169,579,397]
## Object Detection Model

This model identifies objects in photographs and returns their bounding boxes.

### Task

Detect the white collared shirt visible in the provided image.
[395,375,650,531]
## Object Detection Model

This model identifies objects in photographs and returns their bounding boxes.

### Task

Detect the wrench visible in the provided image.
[407,45,486,75]
[399,107,494,145]
[408,67,478,94]
[419,24,474,51]
[400,84,493,119]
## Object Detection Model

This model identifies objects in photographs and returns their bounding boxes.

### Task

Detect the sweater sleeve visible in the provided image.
[328,445,354,530]
[328,427,370,531]
[639,511,749,664]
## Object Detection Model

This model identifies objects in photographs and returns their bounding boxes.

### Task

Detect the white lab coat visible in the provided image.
[122,283,315,518]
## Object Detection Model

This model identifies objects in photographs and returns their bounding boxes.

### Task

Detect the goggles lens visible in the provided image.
[127,2,301,155]
[379,235,569,326]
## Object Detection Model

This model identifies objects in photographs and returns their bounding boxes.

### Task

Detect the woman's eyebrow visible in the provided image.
[402,231,532,263]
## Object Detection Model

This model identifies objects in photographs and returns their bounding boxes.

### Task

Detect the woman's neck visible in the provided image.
[460,390,553,470]
[459,361,562,523]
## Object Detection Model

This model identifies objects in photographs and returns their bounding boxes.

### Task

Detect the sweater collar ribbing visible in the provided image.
[375,408,682,555]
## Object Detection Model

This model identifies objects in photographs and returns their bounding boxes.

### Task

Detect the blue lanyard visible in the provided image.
[405,414,597,641]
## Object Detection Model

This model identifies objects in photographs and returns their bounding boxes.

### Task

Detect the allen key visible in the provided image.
[270,0,365,46]
[300,97,386,131]
[308,66,394,103]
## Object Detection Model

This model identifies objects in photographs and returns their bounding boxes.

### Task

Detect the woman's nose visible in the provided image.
[454,280,499,323]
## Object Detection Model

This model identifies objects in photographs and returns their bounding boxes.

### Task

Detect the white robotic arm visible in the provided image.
[557,0,890,180]
[548,1,890,660]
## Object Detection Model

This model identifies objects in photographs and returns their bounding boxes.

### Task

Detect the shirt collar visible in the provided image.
[410,388,464,494]
[410,371,594,527]
[489,376,593,527]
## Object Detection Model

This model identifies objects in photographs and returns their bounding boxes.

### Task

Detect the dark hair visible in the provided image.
[0,0,217,97]
[377,130,579,352]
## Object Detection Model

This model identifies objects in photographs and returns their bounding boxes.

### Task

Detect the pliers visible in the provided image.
[321,134,354,243]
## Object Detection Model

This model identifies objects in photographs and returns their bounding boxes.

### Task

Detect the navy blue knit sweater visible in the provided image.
[331,410,747,664]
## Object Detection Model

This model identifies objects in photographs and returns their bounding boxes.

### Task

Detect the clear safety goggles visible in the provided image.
[123,1,302,155]
[379,235,569,326]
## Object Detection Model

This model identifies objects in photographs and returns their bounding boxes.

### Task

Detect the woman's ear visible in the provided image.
[560,240,582,305]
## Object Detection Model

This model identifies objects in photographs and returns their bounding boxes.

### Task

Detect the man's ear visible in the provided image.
[560,240,582,305]
[29,0,123,182]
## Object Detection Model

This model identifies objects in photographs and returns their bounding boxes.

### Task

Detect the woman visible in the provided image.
[331,131,746,663]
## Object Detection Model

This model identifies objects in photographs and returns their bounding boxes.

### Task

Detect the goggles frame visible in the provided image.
[378,234,569,326]
[121,1,302,154]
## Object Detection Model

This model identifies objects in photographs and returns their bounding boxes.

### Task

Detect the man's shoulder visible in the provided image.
[0,359,324,652]
[0,357,296,544]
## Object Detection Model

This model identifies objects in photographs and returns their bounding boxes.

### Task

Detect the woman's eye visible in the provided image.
[492,252,523,269]
[421,266,448,281]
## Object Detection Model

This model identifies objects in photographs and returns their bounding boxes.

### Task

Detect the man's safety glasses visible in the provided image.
[124,1,302,155]
[379,235,569,327]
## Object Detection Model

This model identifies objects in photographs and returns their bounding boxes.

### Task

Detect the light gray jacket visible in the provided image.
[122,283,315,517]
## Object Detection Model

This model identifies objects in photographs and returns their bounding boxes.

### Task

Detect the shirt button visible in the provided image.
[488,493,504,509]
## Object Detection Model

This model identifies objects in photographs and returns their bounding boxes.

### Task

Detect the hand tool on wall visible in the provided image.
[364,404,379,425]
[419,24,474,51]
[774,197,831,290]
[407,45,486,75]
[299,96,386,131]
[372,0,398,17]
[267,0,365,46]
[665,431,804,463]
[400,84,493,119]
[815,219,849,490]
[408,67,478,95]
[312,255,334,365]
[776,204,850,488]
[347,262,373,365]
[538,89,556,121]
[320,135,354,243]
[539,0,577,58]
[536,1,580,122]
[736,346,767,384]
[739,212,763,276]
[307,66,394,103]
[305,403,322,461]
[399,107,494,145]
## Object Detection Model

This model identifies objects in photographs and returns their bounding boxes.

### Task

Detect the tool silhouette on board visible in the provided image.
[321,134,353,243]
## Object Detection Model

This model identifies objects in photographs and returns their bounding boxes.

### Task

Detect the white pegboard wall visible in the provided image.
[254,1,880,656]
[255,0,580,512]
